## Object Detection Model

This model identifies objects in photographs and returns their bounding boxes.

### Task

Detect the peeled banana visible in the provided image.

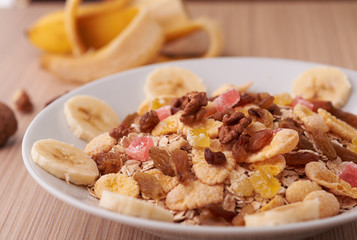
[99,190,173,222]
[31,139,99,185]
[64,95,120,141]
[292,67,351,108]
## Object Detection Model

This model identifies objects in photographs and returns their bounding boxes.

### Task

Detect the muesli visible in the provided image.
[31,66,357,226]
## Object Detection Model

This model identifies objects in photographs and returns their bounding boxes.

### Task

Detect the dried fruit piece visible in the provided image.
[187,128,210,148]
[248,129,273,152]
[170,149,190,183]
[165,180,223,210]
[304,190,340,218]
[245,129,299,163]
[213,88,240,112]
[94,173,139,198]
[139,110,160,133]
[192,148,235,185]
[133,172,166,199]
[148,147,175,176]
[284,151,319,166]
[285,180,322,203]
[260,195,285,212]
[145,169,178,193]
[204,148,226,165]
[249,167,281,199]
[292,96,314,110]
[318,108,357,141]
[229,171,254,197]
[273,93,293,106]
[248,108,273,128]
[232,134,249,163]
[331,142,357,164]
[205,204,236,222]
[339,162,357,188]
[311,134,336,160]
[92,151,123,175]
[126,136,154,161]
[156,105,172,121]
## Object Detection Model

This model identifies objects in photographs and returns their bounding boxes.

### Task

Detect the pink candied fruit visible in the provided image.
[126,136,154,162]
[292,96,314,110]
[339,162,357,188]
[213,88,240,112]
[156,105,171,121]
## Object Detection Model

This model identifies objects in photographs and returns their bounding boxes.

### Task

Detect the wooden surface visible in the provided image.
[1,1,357,239]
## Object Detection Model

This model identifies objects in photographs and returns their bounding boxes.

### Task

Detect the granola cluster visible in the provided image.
[88,87,357,227]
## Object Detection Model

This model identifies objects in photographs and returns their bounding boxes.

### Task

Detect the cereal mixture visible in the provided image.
[31,66,357,227]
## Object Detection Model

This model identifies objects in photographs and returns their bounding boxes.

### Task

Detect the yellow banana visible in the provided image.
[41,6,164,83]
[27,0,129,54]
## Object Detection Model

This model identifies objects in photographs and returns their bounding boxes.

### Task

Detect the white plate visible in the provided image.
[22,57,357,240]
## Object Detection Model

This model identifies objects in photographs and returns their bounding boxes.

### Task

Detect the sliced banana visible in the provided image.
[144,66,206,100]
[31,139,99,185]
[292,67,351,108]
[244,199,320,227]
[99,190,174,222]
[64,95,120,142]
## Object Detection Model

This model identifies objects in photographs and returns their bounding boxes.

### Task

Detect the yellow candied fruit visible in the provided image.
[249,168,281,199]
[150,98,165,110]
[273,93,293,106]
[188,129,210,148]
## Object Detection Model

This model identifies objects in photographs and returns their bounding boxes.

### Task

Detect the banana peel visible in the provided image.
[41,5,164,83]
[30,0,223,83]
[27,0,130,54]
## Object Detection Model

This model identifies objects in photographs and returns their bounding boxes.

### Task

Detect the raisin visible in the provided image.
[312,134,337,160]
[236,93,255,106]
[92,151,123,175]
[232,135,249,163]
[170,149,190,183]
[139,110,160,133]
[148,147,175,176]
[204,148,227,165]
[331,142,357,164]
[133,172,166,200]
[205,204,236,222]
[297,133,315,151]
[248,129,273,152]
[284,152,320,166]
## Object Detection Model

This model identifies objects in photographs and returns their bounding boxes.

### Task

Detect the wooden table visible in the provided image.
[1,1,357,239]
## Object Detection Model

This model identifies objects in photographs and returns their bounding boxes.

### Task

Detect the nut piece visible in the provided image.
[285,180,322,203]
[180,92,208,125]
[304,190,340,218]
[12,89,33,113]
[0,102,17,146]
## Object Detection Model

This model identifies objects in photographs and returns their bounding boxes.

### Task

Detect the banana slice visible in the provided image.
[64,95,120,142]
[292,67,351,108]
[99,190,173,222]
[144,66,206,100]
[244,199,320,227]
[31,139,99,185]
